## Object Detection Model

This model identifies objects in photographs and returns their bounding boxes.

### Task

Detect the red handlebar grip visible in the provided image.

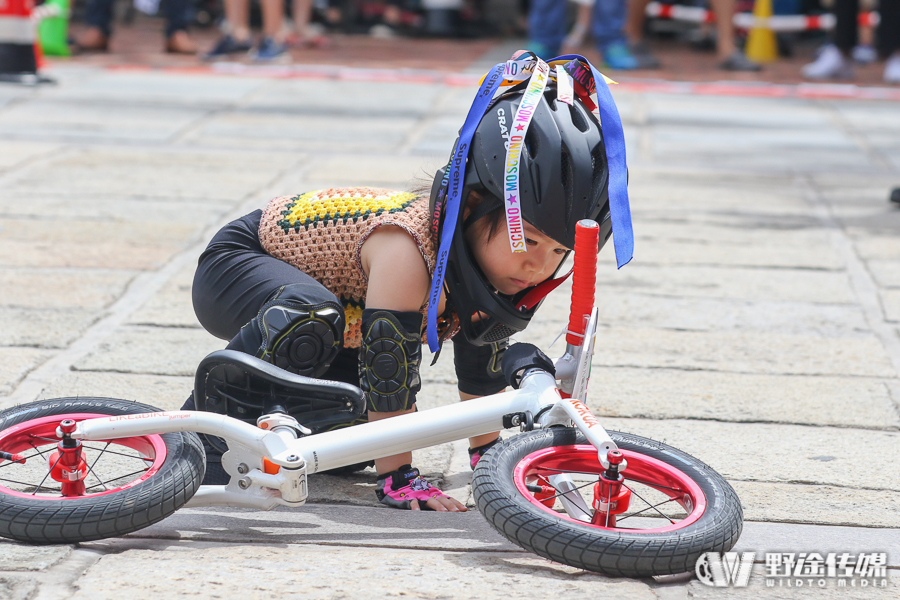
[566,220,599,346]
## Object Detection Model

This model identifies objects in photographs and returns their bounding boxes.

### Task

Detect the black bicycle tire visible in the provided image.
[0,397,205,544]
[473,428,743,577]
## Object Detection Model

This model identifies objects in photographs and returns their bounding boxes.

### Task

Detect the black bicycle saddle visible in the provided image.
[194,350,367,437]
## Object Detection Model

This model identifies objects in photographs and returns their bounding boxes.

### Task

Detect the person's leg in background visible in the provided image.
[251,0,288,60]
[625,0,661,67]
[593,0,639,69]
[561,0,593,55]
[204,0,254,59]
[162,0,197,53]
[289,0,327,46]
[802,0,857,79]
[527,0,567,58]
[879,0,900,82]
[204,0,286,61]
[710,0,761,69]
[75,0,115,51]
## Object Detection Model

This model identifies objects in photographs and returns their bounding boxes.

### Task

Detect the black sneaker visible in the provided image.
[204,35,253,61]
[720,51,762,72]
[249,36,289,63]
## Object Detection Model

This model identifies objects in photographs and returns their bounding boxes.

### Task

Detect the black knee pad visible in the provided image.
[230,284,344,377]
[359,309,423,413]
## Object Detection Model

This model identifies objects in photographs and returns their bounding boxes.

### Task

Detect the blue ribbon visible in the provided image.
[426,63,505,352]
[553,54,634,270]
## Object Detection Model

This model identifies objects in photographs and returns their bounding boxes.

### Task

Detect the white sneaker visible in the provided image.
[885,52,900,84]
[851,44,877,64]
[802,45,854,80]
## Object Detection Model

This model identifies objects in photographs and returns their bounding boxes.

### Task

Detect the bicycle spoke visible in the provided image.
[621,483,675,524]
[616,498,681,523]
[29,435,60,443]
[620,478,685,494]
[33,452,64,496]
[536,467,600,477]
[93,467,150,489]
[536,478,596,519]
[81,445,150,462]
[29,443,51,455]
[84,442,111,492]
[536,467,687,495]
[0,475,60,491]
[0,447,45,469]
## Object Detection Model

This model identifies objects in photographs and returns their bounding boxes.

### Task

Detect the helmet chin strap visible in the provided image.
[516,268,573,312]
[462,196,503,231]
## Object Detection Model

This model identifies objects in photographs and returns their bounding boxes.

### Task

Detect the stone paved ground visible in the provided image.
[0,46,899,597]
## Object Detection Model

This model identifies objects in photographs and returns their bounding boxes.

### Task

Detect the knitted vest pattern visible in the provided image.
[258,187,437,348]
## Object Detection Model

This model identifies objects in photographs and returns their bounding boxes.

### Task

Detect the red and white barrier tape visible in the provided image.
[646,1,880,32]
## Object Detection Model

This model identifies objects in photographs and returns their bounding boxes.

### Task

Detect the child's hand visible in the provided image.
[376,465,467,512]
[411,494,467,512]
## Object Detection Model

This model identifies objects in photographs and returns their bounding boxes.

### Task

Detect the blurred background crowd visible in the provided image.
[36,0,899,83]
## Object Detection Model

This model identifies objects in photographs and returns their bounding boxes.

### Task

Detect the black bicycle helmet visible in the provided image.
[429,82,613,346]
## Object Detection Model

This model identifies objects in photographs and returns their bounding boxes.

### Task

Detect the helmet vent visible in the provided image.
[569,103,589,133]
[524,125,540,159]
[483,323,517,343]
[560,148,574,220]
[590,144,607,205]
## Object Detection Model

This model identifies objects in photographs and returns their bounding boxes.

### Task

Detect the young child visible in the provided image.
[185,52,632,511]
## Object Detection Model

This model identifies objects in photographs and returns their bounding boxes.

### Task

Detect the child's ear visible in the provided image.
[463,190,483,220]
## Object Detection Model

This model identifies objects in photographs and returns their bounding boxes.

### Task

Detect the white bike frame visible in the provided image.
[68,307,617,520]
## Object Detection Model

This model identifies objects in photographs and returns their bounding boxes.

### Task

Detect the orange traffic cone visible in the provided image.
[0,0,53,84]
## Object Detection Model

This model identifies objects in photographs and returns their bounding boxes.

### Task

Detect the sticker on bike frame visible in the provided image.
[503,56,550,254]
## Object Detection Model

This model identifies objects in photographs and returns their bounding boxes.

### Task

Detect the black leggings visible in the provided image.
[192,210,359,385]
[833,0,900,55]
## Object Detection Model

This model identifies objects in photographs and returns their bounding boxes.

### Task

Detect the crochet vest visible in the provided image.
[258,187,439,348]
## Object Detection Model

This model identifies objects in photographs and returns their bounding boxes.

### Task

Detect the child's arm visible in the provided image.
[361,226,467,512]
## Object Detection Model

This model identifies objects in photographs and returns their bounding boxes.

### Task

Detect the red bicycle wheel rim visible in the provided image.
[513,444,707,533]
[0,413,168,500]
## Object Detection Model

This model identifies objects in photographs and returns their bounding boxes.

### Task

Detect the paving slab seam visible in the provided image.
[612,262,845,273]
[603,415,899,432]
[801,176,900,375]
[629,161,892,181]
[6,157,312,406]
[590,363,899,380]
[395,83,457,156]
[0,145,69,179]
[730,478,899,494]
[166,77,276,146]
[820,100,896,173]
[0,144,82,191]
[28,548,104,600]
[119,535,529,554]
[630,94,653,162]
[743,518,900,531]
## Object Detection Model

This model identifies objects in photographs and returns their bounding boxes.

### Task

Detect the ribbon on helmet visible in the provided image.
[553,53,634,270]
[426,63,506,352]
[425,52,634,352]
[502,55,551,254]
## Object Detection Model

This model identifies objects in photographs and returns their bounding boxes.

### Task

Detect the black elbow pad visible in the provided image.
[359,309,423,413]
[453,335,508,396]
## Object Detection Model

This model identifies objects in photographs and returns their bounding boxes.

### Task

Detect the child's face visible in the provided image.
[466,215,570,296]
